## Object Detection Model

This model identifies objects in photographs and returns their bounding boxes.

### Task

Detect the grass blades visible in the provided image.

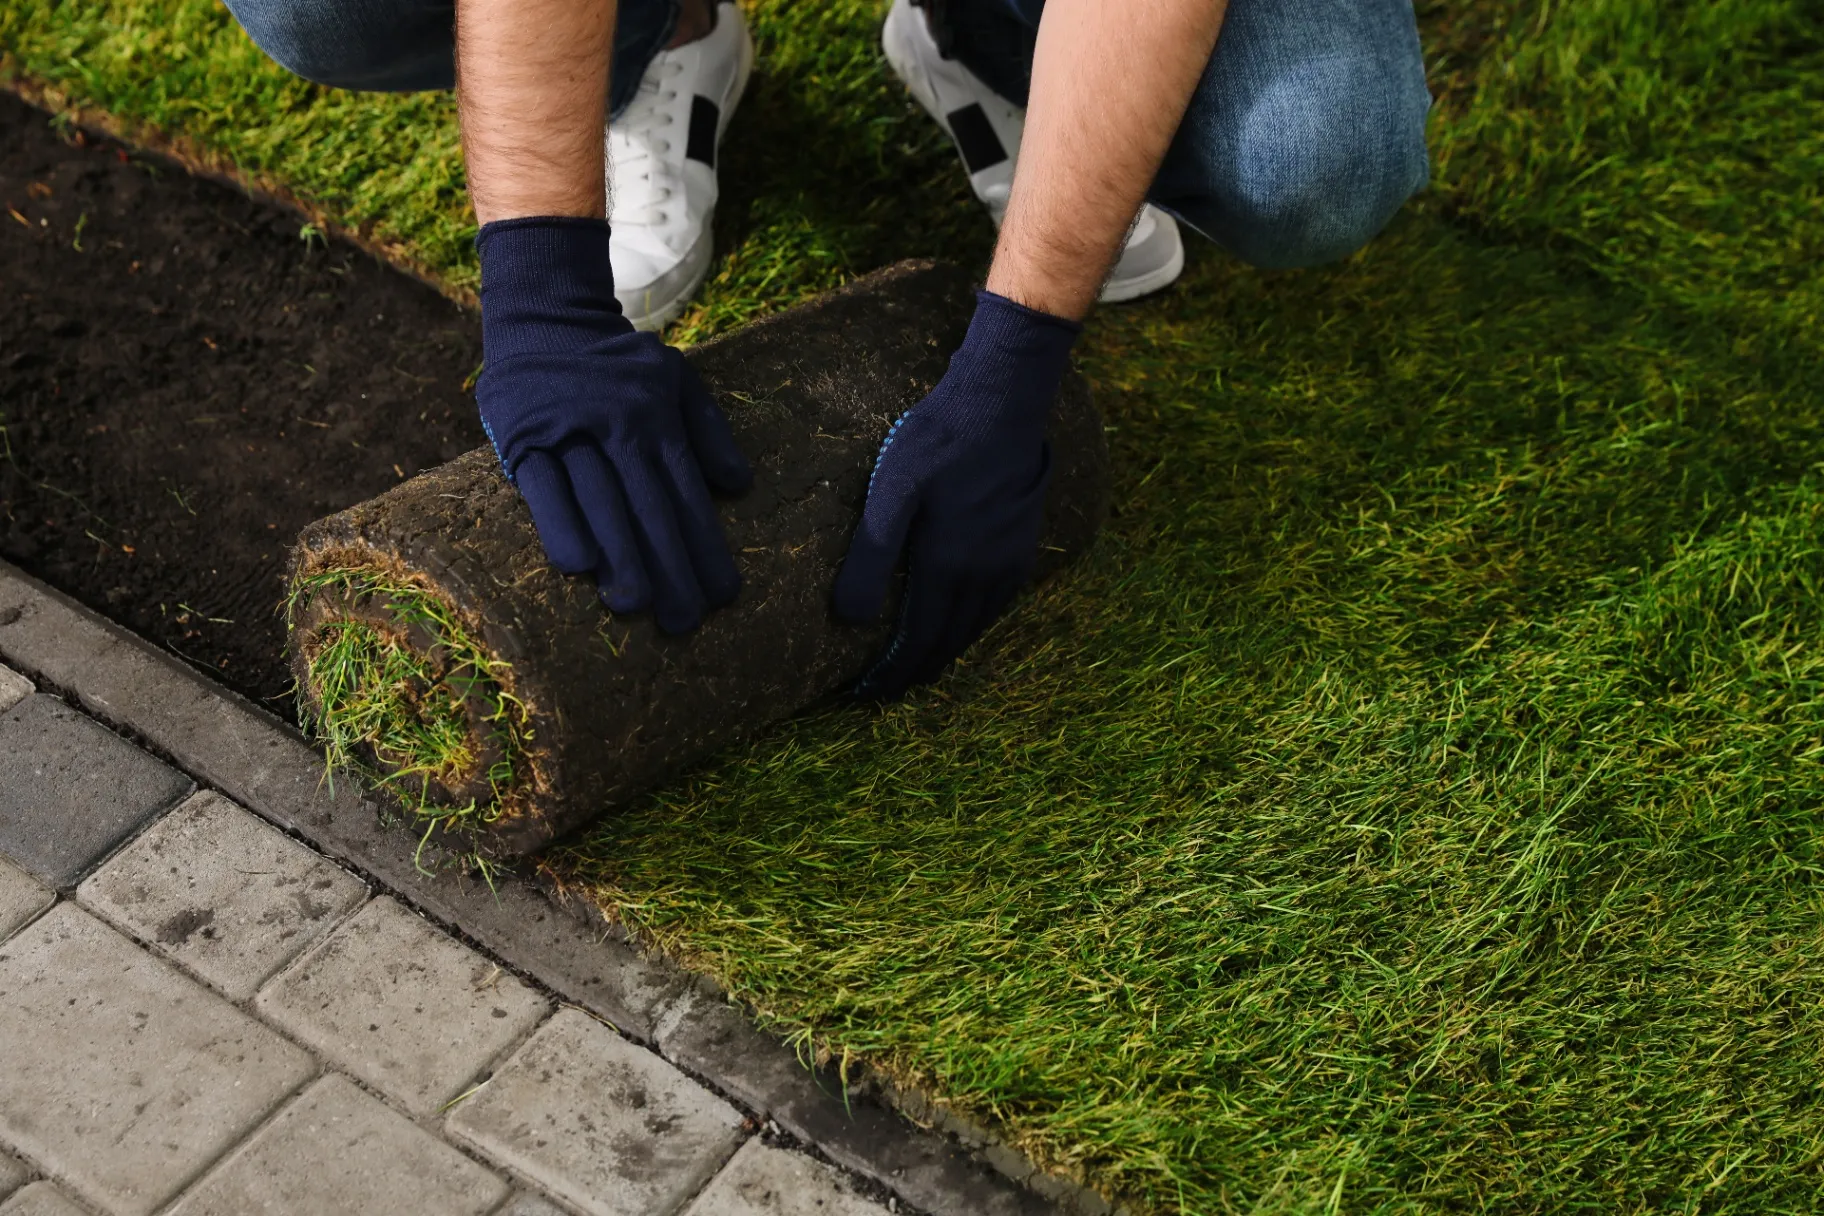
[558,214,1824,1211]
[290,569,527,830]
[1432,0,1824,369]
[12,0,1824,1209]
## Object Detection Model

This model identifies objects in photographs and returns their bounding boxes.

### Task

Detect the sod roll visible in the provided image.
[287,261,1110,856]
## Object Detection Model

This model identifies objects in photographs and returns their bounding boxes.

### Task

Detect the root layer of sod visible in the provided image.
[9,0,1824,1211]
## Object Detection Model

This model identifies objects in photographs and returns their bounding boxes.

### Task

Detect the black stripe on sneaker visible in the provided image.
[945,103,1007,174]
[687,95,720,167]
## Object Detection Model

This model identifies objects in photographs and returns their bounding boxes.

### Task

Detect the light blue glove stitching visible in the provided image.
[867,412,909,493]
[480,415,515,485]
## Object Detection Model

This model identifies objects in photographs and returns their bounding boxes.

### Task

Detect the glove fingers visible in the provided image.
[854,562,956,701]
[944,576,1025,682]
[613,448,709,635]
[560,443,653,614]
[913,582,991,689]
[660,439,742,609]
[834,477,920,623]
[514,450,599,575]
[678,358,754,494]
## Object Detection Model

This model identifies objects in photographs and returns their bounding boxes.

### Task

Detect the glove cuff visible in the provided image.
[945,290,1081,426]
[964,290,1081,367]
[476,216,630,363]
[973,289,1084,337]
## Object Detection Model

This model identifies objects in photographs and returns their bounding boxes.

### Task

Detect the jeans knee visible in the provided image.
[1178,53,1431,270]
[222,0,452,91]
[225,0,340,85]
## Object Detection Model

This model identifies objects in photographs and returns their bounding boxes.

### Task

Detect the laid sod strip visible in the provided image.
[558,217,1824,1212]
[288,262,1110,855]
[15,0,1812,351]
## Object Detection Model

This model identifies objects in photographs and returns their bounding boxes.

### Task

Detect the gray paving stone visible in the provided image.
[255,895,549,1117]
[0,562,1076,1216]
[0,564,700,1043]
[0,695,192,888]
[0,858,52,944]
[0,1152,27,1202]
[771,1087,1057,1216]
[497,1193,572,1216]
[168,1074,508,1216]
[448,1008,747,1216]
[654,991,807,1120]
[683,1139,888,1216]
[79,790,367,999]
[0,1182,90,1216]
[0,903,314,1216]
[0,662,29,716]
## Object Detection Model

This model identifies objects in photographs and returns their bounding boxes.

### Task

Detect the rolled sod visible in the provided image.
[286,261,1111,857]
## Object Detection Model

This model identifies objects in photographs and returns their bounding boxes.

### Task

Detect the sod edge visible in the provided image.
[289,565,534,837]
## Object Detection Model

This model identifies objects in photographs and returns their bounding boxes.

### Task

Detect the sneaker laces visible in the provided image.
[609,57,687,229]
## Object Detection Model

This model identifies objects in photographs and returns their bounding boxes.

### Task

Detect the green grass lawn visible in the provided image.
[8,0,1824,1210]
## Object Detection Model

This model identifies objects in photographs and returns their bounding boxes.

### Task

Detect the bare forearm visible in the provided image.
[457,0,616,224]
[987,0,1225,320]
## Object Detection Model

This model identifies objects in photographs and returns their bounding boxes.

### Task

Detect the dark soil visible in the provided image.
[0,91,485,711]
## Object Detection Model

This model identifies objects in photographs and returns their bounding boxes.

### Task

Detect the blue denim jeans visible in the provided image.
[222,0,1430,269]
[220,0,677,115]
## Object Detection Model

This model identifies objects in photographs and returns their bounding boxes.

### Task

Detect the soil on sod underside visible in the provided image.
[0,91,485,709]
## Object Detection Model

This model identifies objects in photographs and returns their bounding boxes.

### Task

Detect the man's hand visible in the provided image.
[477,218,751,634]
[833,291,1077,698]
[836,0,1225,696]
[457,0,750,631]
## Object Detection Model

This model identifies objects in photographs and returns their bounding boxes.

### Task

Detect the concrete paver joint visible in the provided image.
[0,903,316,1216]
[448,1008,750,1216]
[0,859,55,945]
[78,790,370,1001]
[0,1180,95,1216]
[167,1075,510,1216]
[0,661,31,716]
[254,895,552,1119]
[0,1150,31,1205]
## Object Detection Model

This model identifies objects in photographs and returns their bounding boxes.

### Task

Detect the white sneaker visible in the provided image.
[607,1,754,331]
[881,0,1184,304]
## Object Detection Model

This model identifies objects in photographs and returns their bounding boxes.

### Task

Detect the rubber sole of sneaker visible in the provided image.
[622,12,755,332]
[1098,208,1187,304]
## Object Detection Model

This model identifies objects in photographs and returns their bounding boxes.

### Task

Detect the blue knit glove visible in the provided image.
[476,217,751,634]
[834,290,1079,699]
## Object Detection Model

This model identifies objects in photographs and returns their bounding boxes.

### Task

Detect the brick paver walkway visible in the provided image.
[0,659,893,1216]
